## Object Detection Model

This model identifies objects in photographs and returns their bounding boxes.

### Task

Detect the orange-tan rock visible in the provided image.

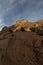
[13,19,43,32]
[13,19,31,32]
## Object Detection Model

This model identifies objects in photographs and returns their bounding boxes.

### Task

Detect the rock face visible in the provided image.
[13,19,43,32]
[13,19,31,32]
[0,26,43,65]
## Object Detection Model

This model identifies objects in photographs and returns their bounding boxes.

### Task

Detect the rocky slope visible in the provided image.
[0,24,43,65]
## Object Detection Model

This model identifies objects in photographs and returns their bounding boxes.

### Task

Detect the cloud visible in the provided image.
[0,18,5,30]
[0,0,43,27]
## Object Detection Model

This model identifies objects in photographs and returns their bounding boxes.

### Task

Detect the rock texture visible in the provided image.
[13,19,43,32]
[0,26,43,65]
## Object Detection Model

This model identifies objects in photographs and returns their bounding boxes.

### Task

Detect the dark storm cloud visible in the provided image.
[0,0,43,30]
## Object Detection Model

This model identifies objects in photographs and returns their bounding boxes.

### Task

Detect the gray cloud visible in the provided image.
[0,0,43,29]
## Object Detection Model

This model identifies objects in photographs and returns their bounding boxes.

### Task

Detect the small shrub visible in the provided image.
[30,27,38,32]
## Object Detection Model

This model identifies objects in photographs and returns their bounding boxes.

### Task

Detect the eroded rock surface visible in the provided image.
[0,27,43,65]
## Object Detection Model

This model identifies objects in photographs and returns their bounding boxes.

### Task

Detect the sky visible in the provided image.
[0,0,43,30]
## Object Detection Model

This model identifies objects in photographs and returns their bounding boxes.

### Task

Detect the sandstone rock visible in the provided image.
[0,27,43,65]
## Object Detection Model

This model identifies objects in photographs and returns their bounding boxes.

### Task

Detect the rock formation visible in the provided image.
[13,19,43,32]
[0,19,43,65]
